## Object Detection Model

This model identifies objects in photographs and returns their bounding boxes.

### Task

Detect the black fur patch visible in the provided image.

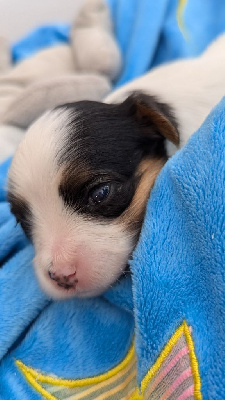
[57,92,178,219]
[7,190,32,239]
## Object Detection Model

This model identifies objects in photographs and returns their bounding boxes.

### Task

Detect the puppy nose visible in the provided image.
[48,268,78,289]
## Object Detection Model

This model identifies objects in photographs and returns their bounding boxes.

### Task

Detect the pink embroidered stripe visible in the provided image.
[147,346,189,395]
[176,385,194,400]
[160,367,192,400]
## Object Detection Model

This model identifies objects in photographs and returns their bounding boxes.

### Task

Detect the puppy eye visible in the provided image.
[88,184,110,205]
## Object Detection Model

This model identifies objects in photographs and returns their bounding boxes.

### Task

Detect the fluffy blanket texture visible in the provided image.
[0,0,225,399]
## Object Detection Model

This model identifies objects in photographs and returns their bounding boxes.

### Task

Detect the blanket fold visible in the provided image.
[131,97,225,398]
[106,0,225,85]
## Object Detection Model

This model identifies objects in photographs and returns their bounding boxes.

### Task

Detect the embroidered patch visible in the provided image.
[15,322,201,399]
[141,321,202,400]
[16,343,137,400]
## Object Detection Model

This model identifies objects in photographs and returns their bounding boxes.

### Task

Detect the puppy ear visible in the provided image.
[122,92,179,145]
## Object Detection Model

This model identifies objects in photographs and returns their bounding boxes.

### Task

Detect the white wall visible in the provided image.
[0,0,85,42]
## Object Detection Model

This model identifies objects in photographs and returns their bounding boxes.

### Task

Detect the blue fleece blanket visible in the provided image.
[1,0,225,398]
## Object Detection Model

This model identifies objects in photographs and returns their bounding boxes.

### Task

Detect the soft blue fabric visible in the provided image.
[107,0,225,86]
[131,97,225,397]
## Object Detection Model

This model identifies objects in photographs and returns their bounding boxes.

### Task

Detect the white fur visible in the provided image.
[105,34,225,156]
[8,110,134,299]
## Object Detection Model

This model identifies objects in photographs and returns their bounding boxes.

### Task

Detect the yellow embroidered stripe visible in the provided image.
[16,322,202,399]
[183,322,202,398]
[16,342,137,400]
[129,387,143,400]
[45,358,136,399]
[17,342,135,387]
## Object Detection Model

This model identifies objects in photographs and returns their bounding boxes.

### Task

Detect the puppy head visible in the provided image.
[7,93,179,299]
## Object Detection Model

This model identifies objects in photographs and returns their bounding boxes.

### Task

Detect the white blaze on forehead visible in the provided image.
[8,108,80,249]
[8,109,70,201]
[8,108,73,244]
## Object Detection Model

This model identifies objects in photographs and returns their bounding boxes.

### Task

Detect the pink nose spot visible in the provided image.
[48,264,78,289]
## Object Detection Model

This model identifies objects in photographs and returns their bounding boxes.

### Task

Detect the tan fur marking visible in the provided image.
[119,157,166,233]
[136,102,180,145]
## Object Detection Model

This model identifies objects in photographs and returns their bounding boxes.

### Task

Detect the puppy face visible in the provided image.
[7,94,179,299]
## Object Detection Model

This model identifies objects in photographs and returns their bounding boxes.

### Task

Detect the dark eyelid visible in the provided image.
[85,172,127,190]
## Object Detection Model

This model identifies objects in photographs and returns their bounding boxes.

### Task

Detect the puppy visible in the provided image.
[7,94,178,299]
[7,34,225,300]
